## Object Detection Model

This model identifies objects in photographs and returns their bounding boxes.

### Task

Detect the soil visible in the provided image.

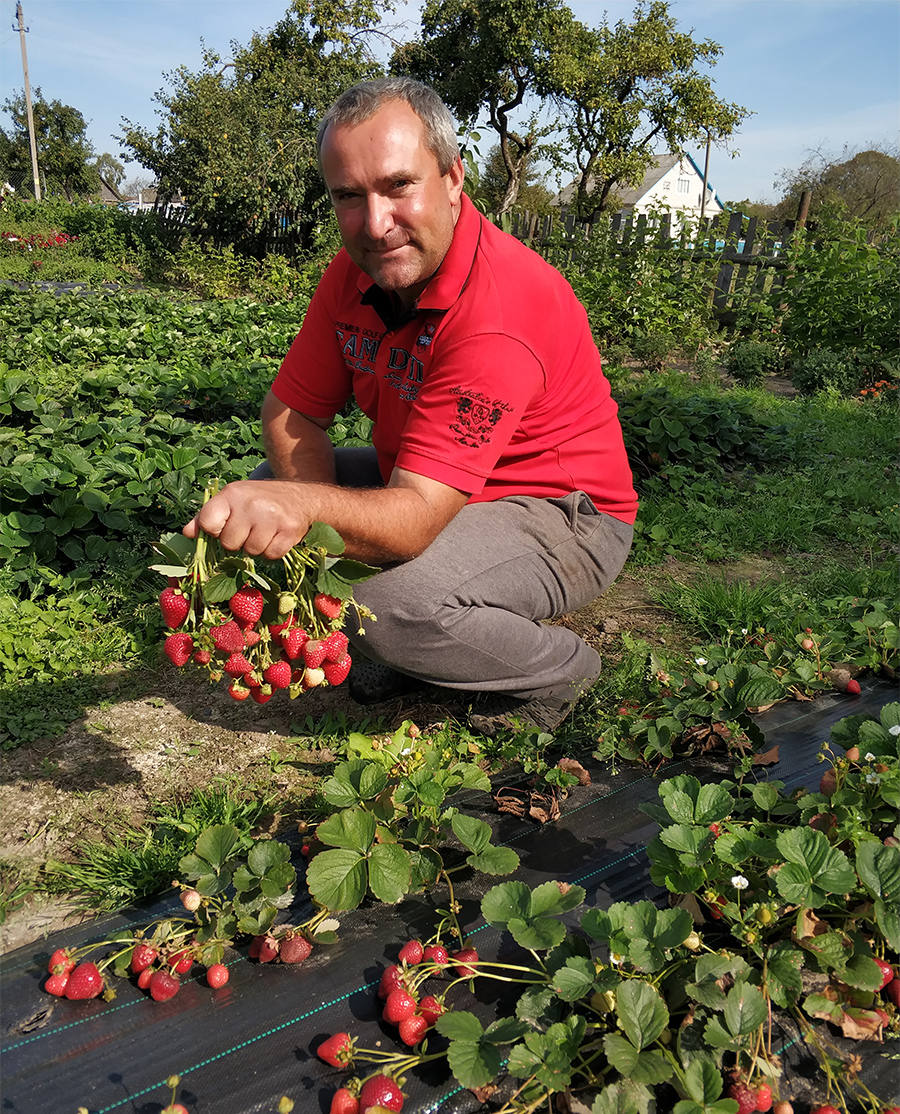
[0,555,790,955]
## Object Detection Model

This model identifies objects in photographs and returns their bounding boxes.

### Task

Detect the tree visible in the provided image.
[472,144,554,215]
[555,1,750,219]
[122,174,156,198]
[392,0,584,213]
[0,88,100,200]
[93,153,124,188]
[117,0,391,255]
[773,146,900,228]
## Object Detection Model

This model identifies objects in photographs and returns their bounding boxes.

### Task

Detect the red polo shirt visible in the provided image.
[272,195,638,523]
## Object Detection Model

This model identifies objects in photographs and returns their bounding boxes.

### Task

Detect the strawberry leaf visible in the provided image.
[302,521,345,554]
[315,808,376,853]
[617,980,669,1049]
[366,844,411,904]
[305,848,368,910]
[722,982,766,1036]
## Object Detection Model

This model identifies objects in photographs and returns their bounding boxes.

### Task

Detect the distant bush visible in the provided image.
[789,349,863,396]
[725,339,779,387]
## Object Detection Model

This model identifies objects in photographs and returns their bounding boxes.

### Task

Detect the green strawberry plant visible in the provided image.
[305,722,519,930]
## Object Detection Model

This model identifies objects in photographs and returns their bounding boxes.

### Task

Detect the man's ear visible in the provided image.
[446,155,465,205]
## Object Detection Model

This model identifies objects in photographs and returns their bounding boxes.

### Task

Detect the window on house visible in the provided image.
[677,178,690,194]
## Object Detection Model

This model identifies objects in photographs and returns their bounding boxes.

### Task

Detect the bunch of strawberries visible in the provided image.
[152,501,376,703]
[160,580,354,703]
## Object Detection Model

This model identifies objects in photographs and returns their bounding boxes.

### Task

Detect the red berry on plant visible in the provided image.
[47,948,76,975]
[772,1104,793,1114]
[224,652,255,677]
[149,969,180,1001]
[303,639,327,668]
[137,967,154,990]
[423,944,449,967]
[418,994,444,1026]
[44,972,70,996]
[359,1074,404,1113]
[229,681,251,701]
[210,620,246,654]
[324,654,352,686]
[169,949,194,975]
[398,939,424,965]
[451,947,479,978]
[756,1084,773,1112]
[257,936,280,963]
[164,632,195,667]
[378,964,404,1000]
[727,1082,760,1114]
[383,988,417,1024]
[314,593,343,620]
[279,934,312,964]
[130,943,158,972]
[884,976,900,1007]
[229,585,264,626]
[322,630,349,663]
[317,1031,353,1068]
[330,1088,360,1114]
[159,587,190,628]
[207,963,229,988]
[263,660,292,689]
[846,678,861,695]
[281,625,309,659]
[874,957,894,990]
[64,961,105,1000]
[810,1107,841,1114]
[251,686,274,704]
[398,1014,429,1047]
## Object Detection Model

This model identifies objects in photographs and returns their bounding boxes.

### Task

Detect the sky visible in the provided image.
[1,0,898,204]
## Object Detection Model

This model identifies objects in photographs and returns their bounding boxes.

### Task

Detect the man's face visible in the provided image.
[320,100,465,307]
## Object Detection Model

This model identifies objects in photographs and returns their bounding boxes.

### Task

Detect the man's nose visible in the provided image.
[363,193,394,241]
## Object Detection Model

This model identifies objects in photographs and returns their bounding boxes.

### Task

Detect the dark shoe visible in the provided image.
[468,691,579,737]
[349,660,423,705]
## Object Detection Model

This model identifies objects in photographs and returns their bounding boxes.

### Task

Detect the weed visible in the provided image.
[651,574,788,643]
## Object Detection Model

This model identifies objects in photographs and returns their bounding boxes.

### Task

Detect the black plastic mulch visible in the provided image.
[2,679,898,1114]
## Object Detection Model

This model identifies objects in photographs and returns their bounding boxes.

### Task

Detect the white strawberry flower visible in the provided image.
[731,875,749,890]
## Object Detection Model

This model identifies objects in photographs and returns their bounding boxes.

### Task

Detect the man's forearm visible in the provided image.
[261,390,337,484]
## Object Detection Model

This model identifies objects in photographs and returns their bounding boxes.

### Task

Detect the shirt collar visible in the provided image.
[355,193,482,321]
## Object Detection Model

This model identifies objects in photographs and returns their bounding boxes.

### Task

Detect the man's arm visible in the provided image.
[261,390,337,484]
[183,470,469,564]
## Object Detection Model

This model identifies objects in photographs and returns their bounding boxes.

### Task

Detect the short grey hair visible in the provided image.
[317,77,460,175]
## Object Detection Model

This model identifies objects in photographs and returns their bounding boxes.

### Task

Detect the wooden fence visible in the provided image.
[500,208,802,323]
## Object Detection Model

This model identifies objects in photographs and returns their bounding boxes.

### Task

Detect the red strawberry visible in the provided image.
[318,1031,354,1068]
[383,988,417,1024]
[169,948,194,975]
[810,1108,841,1114]
[322,630,349,663]
[282,625,309,660]
[303,639,327,668]
[193,649,212,665]
[130,943,158,973]
[244,628,261,647]
[263,660,292,689]
[207,963,229,988]
[229,681,250,701]
[279,934,313,964]
[875,957,895,990]
[423,944,449,967]
[398,1014,429,1047]
[418,994,444,1026]
[269,618,291,646]
[727,1083,760,1114]
[756,1084,773,1113]
[229,585,264,627]
[846,678,861,695]
[331,1088,360,1114]
[164,632,195,667]
[137,967,154,990]
[377,964,405,1000]
[251,686,274,704]
[44,972,70,996]
[248,935,264,959]
[398,939,424,965]
[359,1074,404,1113]
[210,620,246,654]
[64,961,104,1000]
[324,654,352,686]
[149,969,180,1001]
[159,586,190,628]
[314,593,343,620]
[224,652,254,677]
[257,936,280,963]
[163,1105,190,1114]
[885,976,900,1007]
[451,947,479,978]
[245,670,263,688]
[47,948,76,975]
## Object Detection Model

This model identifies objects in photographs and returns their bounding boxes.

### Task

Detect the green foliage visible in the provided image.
[118,0,388,256]
[773,147,900,230]
[725,339,778,388]
[1,88,99,201]
[789,348,863,396]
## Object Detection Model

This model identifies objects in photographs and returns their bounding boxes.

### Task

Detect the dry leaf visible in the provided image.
[752,745,780,766]
[557,758,591,785]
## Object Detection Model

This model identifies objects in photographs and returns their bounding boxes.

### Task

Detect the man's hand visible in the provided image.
[183,481,313,560]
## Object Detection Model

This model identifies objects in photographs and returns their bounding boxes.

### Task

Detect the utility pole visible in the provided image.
[15,2,42,201]
[699,131,711,222]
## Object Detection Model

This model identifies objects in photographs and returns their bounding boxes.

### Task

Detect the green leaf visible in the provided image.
[856,841,900,902]
[446,1037,503,1088]
[193,824,242,870]
[765,943,804,1008]
[367,843,411,904]
[452,813,492,854]
[481,880,532,925]
[467,845,521,875]
[723,982,766,1036]
[247,839,290,877]
[436,1010,485,1042]
[683,1057,728,1103]
[508,913,568,950]
[603,1035,673,1086]
[305,848,367,911]
[617,980,668,1050]
[775,827,856,903]
[302,521,345,553]
[551,957,595,1001]
[315,808,375,853]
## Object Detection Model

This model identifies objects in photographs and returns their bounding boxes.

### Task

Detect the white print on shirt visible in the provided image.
[385,347,425,402]
[449,387,513,448]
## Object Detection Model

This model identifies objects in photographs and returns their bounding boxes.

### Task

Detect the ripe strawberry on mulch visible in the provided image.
[150,494,378,705]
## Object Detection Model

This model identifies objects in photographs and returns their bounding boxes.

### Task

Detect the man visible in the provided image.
[184,76,637,735]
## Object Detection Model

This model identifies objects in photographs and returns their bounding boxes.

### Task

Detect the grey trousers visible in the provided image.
[253,449,633,701]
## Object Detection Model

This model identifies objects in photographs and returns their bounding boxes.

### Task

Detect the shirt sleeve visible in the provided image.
[394,331,545,494]
[270,260,353,421]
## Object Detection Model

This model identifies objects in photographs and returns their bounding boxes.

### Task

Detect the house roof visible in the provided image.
[555,152,726,211]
